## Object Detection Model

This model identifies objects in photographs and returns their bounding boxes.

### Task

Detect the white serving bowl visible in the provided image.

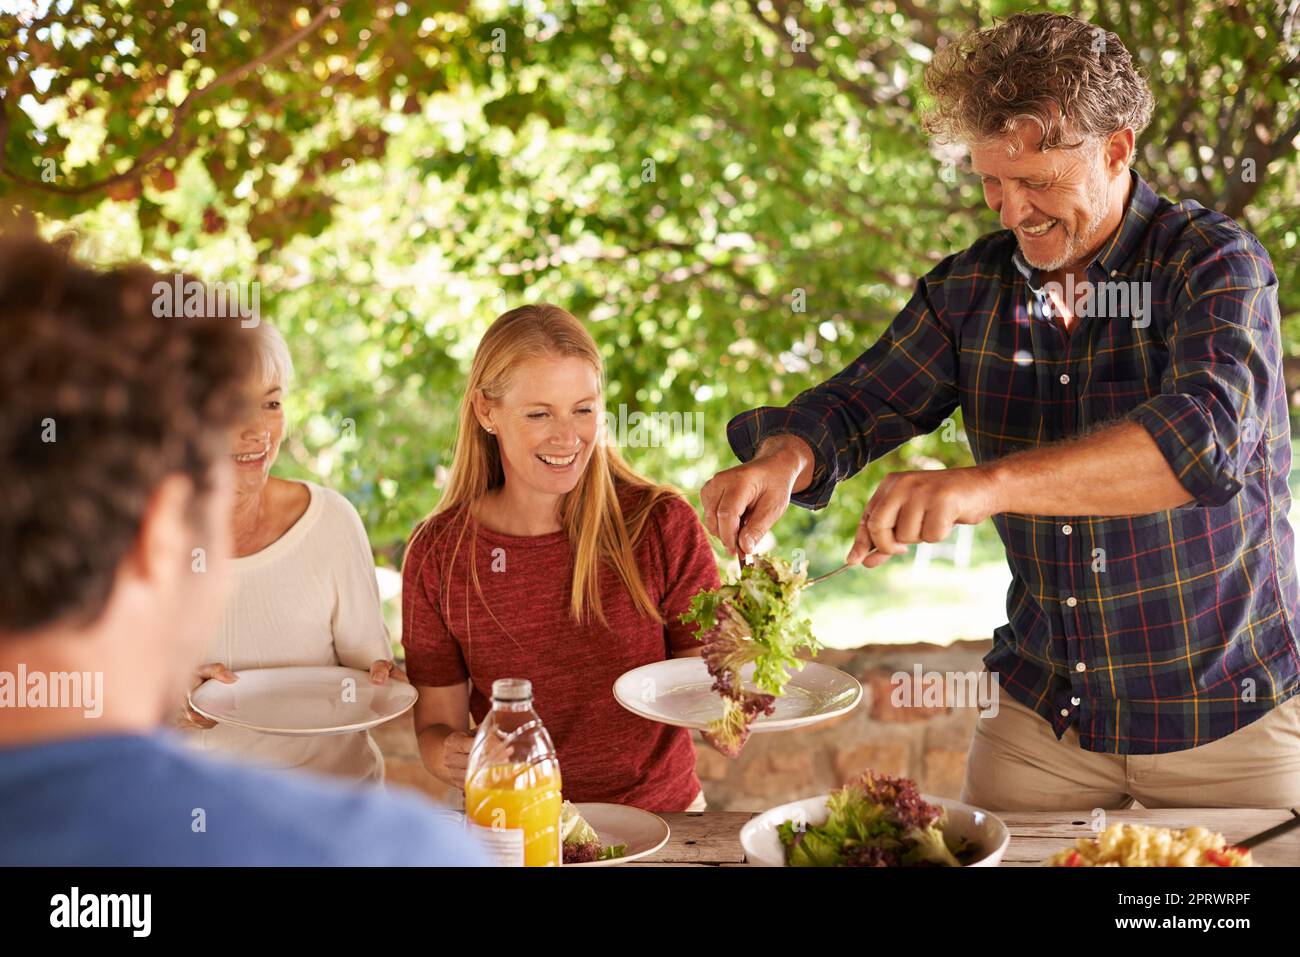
[741,793,1010,867]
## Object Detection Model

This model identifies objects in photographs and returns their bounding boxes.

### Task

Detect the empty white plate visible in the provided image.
[612,657,861,733]
[188,665,417,736]
[565,803,671,867]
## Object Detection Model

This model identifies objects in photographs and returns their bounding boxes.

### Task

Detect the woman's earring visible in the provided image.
[485,426,494,434]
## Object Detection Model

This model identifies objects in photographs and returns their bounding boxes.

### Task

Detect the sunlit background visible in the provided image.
[4,0,1298,654]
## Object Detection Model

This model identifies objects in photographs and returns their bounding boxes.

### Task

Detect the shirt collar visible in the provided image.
[1011,168,1158,287]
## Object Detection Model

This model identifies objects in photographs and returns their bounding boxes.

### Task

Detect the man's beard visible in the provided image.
[1019,165,1112,272]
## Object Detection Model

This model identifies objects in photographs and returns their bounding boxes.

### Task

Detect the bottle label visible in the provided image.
[467,821,525,867]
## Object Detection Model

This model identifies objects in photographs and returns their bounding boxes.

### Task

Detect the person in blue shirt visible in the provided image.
[0,231,487,866]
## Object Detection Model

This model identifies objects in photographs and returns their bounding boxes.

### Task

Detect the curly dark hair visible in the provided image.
[922,12,1154,156]
[0,230,255,632]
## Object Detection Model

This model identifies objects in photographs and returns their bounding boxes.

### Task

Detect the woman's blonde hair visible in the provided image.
[414,303,676,627]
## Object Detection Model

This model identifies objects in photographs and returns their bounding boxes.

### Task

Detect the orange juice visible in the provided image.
[466,761,563,867]
[464,678,563,867]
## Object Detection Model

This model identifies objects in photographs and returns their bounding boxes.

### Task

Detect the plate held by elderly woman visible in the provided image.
[188,665,417,736]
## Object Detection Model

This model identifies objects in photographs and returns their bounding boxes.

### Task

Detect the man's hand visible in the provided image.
[701,435,815,555]
[846,466,1002,568]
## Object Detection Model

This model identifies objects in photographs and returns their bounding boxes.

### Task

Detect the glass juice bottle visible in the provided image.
[464,678,563,866]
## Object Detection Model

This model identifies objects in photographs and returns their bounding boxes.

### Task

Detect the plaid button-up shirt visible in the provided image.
[728,169,1300,754]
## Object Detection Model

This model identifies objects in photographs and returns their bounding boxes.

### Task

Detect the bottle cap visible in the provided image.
[491,678,532,702]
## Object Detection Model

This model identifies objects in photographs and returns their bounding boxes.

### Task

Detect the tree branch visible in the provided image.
[1270,111,1300,162]
[0,1,341,195]
[744,0,879,110]
[887,0,944,49]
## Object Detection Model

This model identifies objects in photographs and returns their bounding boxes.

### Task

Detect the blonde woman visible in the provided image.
[402,304,719,811]
[177,322,402,783]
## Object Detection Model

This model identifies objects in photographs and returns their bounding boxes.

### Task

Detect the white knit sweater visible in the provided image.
[184,481,391,782]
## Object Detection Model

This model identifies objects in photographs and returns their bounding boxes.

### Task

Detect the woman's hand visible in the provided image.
[441,731,475,780]
[175,663,238,730]
[369,659,408,684]
[413,682,473,788]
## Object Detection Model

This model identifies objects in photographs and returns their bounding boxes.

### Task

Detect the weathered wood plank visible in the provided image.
[630,811,753,864]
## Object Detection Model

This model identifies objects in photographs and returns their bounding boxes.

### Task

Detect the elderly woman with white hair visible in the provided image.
[177,322,401,783]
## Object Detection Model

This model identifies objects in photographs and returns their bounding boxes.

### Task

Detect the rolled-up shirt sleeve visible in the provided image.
[726,268,960,510]
[1127,234,1281,507]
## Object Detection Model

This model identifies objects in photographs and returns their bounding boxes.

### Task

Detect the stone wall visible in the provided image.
[377,638,994,811]
[695,640,992,810]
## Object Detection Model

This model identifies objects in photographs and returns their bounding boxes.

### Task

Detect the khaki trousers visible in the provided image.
[960,692,1300,811]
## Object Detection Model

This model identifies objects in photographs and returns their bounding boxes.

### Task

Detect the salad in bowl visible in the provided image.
[742,771,1010,867]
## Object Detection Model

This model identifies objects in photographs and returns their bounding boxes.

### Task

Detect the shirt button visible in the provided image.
[1075,662,1087,672]
[1060,708,1070,716]
[1065,596,1078,607]
[1071,697,1081,706]
[1062,524,1073,535]
[1059,373,1070,385]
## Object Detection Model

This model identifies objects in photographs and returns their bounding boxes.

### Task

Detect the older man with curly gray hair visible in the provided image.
[703,13,1300,811]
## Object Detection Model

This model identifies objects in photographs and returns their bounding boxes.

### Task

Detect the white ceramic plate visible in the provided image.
[612,657,861,733]
[188,665,418,736]
[564,803,671,867]
[741,793,1010,867]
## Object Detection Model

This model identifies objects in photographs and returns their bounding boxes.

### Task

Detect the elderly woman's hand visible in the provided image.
[175,663,238,730]
[369,659,407,684]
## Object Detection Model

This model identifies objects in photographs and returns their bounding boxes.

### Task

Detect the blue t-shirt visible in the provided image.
[0,731,489,866]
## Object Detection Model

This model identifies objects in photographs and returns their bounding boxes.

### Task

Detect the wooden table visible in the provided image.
[632,808,1300,866]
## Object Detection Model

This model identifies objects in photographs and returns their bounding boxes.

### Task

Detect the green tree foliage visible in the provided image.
[2,0,1297,567]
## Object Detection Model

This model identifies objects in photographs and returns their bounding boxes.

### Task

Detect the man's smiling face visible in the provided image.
[970,125,1131,274]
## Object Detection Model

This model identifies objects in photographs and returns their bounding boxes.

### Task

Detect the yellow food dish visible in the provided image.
[1047,823,1254,867]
